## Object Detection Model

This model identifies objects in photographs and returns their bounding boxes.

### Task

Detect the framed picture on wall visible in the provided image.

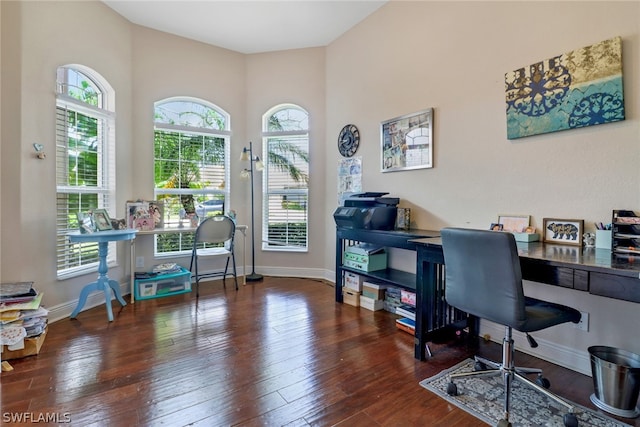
[542,218,584,246]
[381,108,433,173]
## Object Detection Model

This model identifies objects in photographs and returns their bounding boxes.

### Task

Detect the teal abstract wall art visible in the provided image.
[505,37,624,139]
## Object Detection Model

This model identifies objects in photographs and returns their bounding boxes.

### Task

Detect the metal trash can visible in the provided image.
[589,345,640,418]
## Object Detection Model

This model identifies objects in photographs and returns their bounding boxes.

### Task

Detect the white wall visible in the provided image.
[1,1,639,374]
[0,1,328,320]
[1,1,134,314]
[325,1,640,373]
[245,48,327,278]
[129,25,246,276]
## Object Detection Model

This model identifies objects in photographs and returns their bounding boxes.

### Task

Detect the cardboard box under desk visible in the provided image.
[360,295,384,311]
[1,328,47,361]
[362,282,387,300]
[343,252,387,272]
[342,288,361,307]
[343,271,364,292]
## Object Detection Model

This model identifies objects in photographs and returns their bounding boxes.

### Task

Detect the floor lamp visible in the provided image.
[241,141,264,282]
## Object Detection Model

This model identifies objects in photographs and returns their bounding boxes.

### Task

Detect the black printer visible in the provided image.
[333,192,399,230]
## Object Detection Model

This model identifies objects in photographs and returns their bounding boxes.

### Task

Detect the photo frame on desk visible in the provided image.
[542,218,584,246]
[126,200,162,231]
[381,108,433,173]
[498,214,530,232]
[93,209,113,231]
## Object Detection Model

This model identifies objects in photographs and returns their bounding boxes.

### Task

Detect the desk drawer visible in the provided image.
[590,272,640,303]
[521,262,574,288]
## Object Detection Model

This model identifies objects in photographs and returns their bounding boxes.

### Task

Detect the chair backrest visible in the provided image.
[194,215,236,247]
[441,227,527,328]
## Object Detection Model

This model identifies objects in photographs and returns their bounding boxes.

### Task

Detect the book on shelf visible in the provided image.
[396,317,415,329]
[395,317,415,335]
[395,303,415,321]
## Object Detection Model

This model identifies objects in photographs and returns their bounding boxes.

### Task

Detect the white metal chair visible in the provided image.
[189,215,238,296]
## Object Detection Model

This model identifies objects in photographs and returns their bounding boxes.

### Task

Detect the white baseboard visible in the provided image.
[46,281,133,324]
[480,321,592,376]
[47,266,330,324]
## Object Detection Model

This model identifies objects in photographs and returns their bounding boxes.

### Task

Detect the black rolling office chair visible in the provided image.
[440,227,582,427]
[189,215,238,296]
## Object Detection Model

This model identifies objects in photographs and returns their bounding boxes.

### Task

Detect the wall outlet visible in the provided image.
[136,256,145,268]
[574,311,589,331]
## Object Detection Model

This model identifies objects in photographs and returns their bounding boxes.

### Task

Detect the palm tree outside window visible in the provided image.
[153,98,230,255]
[262,105,309,251]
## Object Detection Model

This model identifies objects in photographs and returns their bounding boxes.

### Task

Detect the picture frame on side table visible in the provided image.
[93,209,113,231]
[542,218,584,246]
[76,212,94,234]
[381,108,433,173]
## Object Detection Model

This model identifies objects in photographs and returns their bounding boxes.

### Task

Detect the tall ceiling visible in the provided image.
[102,1,388,54]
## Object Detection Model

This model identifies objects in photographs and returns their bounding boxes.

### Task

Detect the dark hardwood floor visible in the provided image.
[2,277,636,426]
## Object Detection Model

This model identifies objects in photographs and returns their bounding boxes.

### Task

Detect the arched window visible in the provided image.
[154,98,231,255]
[56,65,116,278]
[262,104,309,251]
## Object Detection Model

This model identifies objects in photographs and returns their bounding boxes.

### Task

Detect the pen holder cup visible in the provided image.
[596,230,612,250]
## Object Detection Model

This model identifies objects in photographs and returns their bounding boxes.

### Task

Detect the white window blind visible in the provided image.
[154,98,230,256]
[262,105,309,251]
[56,66,115,278]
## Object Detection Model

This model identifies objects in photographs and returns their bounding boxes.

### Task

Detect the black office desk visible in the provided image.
[335,227,640,361]
[413,237,640,360]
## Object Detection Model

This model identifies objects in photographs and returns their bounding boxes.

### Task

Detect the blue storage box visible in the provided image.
[135,267,192,300]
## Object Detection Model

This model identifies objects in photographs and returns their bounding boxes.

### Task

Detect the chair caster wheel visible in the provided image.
[474,361,487,371]
[536,374,551,389]
[563,413,578,427]
[446,382,458,396]
[497,419,512,427]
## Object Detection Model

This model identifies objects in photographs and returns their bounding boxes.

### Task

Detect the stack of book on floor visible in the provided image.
[395,289,416,335]
[383,287,402,313]
[0,281,48,361]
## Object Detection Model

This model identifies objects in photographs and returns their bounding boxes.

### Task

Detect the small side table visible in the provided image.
[68,229,138,321]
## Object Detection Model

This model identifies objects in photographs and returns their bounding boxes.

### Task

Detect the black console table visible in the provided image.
[336,227,466,361]
[335,227,440,301]
[336,227,640,362]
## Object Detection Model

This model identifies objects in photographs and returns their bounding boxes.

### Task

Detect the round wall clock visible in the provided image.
[338,124,360,157]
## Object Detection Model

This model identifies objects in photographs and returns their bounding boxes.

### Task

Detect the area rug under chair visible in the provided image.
[419,359,630,427]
